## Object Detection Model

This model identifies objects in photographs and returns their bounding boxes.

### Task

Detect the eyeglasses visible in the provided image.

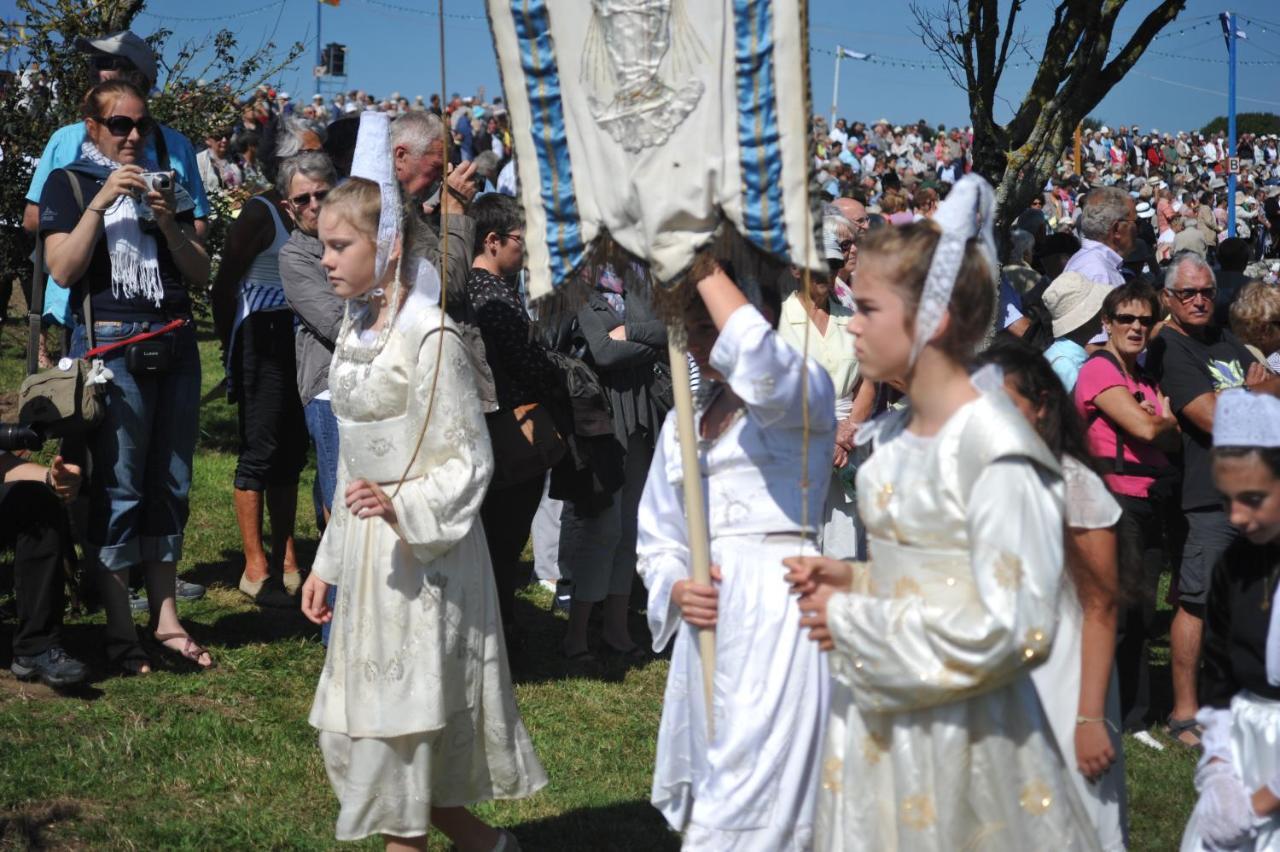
[1168,286,1217,303]
[1109,313,1156,328]
[850,216,871,227]
[289,189,330,207]
[838,239,856,254]
[95,114,156,137]
[504,233,524,244]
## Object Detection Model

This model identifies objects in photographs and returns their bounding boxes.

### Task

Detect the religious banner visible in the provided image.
[486,0,819,302]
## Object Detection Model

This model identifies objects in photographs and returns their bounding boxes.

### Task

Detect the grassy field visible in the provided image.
[0,318,1199,850]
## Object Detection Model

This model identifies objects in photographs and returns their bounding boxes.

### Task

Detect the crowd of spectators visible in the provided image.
[4,28,1279,798]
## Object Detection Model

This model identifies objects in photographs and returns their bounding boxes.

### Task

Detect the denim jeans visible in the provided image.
[304,397,340,519]
[72,320,200,572]
[304,396,340,644]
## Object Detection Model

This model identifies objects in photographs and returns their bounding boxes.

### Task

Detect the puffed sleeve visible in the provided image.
[636,417,690,652]
[387,327,494,563]
[825,457,1065,712]
[709,304,835,432]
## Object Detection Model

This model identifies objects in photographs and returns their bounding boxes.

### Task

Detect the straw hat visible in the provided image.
[1042,272,1110,338]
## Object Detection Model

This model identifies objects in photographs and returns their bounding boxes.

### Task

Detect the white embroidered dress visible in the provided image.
[308,288,547,841]
[818,388,1100,851]
[637,305,836,851]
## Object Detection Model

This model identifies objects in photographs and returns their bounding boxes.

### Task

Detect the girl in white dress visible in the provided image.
[979,339,1129,851]
[785,176,1098,851]
[637,256,836,850]
[300,114,546,850]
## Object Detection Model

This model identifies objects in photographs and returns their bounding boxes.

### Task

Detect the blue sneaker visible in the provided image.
[175,578,206,601]
[12,646,88,688]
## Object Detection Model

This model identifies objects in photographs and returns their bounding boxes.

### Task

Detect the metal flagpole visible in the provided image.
[830,46,842,128]
[315,1,323,99]
[1222,10,1238,237]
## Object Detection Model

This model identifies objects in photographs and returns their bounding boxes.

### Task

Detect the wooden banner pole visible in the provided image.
[667,335,716,740]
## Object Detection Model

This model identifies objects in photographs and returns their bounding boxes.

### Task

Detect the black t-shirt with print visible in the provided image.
[38,168,192,322]
[1146,324,1255,510]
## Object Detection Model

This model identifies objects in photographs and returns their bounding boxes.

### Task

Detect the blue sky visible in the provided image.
[5,0,1280,132]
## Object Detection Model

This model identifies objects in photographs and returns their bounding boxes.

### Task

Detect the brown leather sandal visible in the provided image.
[152,632,215,670]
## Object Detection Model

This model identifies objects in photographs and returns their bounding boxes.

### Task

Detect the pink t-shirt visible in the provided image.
[1074,355,1170,498]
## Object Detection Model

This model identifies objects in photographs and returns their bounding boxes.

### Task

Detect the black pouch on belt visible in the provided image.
[125,337,174,374]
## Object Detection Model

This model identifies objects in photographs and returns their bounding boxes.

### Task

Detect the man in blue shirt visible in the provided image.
[21,30,210,327]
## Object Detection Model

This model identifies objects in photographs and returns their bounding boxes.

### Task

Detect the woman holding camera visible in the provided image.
[39,79,211,674]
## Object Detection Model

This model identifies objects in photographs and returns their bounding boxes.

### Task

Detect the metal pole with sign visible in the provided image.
[1222,11,1238,237]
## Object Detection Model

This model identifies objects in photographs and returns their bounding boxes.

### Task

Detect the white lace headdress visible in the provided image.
[1214,389,1280,448]
[909,173,998,365]
[347,110,441,310]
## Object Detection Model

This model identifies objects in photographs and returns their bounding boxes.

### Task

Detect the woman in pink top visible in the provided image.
[1073,281,1181,736]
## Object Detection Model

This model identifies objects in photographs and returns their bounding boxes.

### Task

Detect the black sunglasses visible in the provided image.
[289,189,330,207]
[1168,286,1217,304]
[1109,313,1156,328]
[96,114,157,138]
[90,55,136,73]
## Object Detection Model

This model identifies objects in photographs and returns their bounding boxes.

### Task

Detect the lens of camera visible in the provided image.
[0,424,43,451]
[156,174,171,190]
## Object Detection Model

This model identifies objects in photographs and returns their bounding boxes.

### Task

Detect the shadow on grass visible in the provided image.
[504,565,665,688]
[182,541,321,589]
[0,799,82,850]
[509,799,678,852]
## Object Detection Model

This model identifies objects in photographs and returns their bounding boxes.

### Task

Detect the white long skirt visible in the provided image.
[652,533,829,851]
[1182,692,1280,852]
[1030,586,1128,851]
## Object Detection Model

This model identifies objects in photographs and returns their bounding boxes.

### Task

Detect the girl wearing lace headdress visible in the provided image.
[785,175,1099,850]
[299,114,545,850]
[1180,389,1280,852]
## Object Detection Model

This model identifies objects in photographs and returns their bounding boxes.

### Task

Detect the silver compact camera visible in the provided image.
[139,171,172,193]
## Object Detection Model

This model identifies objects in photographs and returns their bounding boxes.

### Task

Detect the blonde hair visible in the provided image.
[859,219,995,361]
[319,177,381,243]
[1230,281,1280,349]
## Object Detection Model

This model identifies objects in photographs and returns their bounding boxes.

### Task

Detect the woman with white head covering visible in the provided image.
[785,175,1098,850]
[299,112,546,849]
[1180,389,1280,852]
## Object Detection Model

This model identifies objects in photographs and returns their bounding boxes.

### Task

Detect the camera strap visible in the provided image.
[60,170,97,354]
[82,318,187,360]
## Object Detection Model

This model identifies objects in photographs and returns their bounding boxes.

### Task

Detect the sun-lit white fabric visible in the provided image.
[636,304,834,849]
[1214,388,1280,449]
[309,286,546,839]
[817,388,1099,851]
[1031,455,1127,851]
[910,173,998,365]
[1182,693,1280,851]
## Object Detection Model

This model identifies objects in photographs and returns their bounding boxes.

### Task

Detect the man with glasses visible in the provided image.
[20,30,209,608]
[1147,252,1280,748]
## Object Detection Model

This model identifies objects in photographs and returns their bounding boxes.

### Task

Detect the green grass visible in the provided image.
[0,319,1196,850]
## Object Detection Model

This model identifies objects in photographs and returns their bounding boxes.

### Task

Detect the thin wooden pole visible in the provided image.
[1074,122,1082,176]
[667,335,715,740]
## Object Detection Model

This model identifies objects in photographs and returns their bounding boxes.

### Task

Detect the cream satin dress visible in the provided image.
[817,385,1100,851]
[308,287,546,841]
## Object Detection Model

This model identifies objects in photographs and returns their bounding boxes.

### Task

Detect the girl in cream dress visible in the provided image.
[300,114,545,850]
[786,176,1099,852]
